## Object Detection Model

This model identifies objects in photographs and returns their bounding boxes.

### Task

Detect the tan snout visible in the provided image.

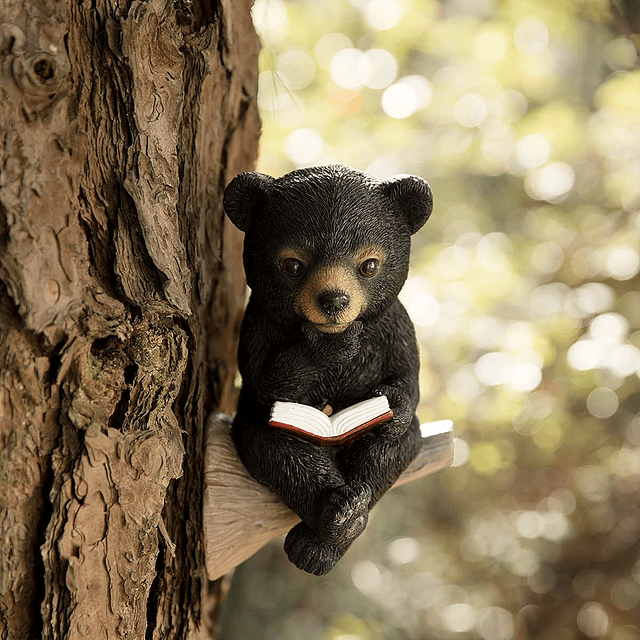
[294,264,366,332]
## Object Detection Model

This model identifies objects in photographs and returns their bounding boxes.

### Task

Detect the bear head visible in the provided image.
[223,165,432,332]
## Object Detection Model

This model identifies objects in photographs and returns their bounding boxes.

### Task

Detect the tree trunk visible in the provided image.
[0,1,260,638]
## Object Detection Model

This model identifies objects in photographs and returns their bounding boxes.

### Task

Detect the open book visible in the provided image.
[269,396,393,445]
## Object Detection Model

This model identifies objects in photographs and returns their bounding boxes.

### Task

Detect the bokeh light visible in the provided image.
[330,48,372,90]
[577,602,610,637]
[454,94,488,128]
[252,0,288,42]
[362,0,403,31]
[284,128,325,166]
[516,133,551,169]
[476,606,515,640]
[363,49,398,89]
[524,162,575,202]
[514,17,549,55]
[604,38,638,70]
[276,48,316,90]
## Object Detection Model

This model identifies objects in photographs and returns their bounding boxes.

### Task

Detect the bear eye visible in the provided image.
[282,258,305,278]
[359,258,380,278]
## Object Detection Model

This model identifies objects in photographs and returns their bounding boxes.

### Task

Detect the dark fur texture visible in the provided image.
[224,165,432,575]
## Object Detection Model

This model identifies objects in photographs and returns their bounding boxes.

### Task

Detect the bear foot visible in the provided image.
[284,522,347,576]
[317,481,371,545]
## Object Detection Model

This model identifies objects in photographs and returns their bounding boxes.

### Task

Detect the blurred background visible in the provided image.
[219,0,640,638]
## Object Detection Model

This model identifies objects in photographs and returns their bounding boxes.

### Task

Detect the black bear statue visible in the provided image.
[224,164,433,575]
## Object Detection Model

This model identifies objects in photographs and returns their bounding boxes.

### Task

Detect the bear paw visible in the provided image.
[374,385,412,439]
[317,482,371,545]
[376,417,409,440]
[284,523,347,576]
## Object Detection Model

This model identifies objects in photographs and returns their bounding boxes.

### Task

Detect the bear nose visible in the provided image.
[318,290,350,316]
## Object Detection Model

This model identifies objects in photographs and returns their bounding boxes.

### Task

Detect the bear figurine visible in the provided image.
[224,164,433,575]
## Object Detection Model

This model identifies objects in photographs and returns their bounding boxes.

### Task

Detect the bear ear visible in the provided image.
[223,172,275,232]
[379,174,433,235]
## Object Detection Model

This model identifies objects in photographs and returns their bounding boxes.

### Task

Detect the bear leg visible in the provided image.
[232,420,345,527]
[338,414,422,506]
[316,481,371,545]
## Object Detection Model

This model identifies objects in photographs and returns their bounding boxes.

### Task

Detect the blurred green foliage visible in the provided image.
[220,0,640,638]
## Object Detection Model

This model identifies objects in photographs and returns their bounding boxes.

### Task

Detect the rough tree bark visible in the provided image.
[0,1,260,638]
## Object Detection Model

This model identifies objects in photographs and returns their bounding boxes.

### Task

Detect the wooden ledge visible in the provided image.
[203,413,454,581]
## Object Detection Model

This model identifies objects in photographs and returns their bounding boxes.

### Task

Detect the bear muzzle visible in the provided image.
[294,265,366,333]
[313,290,355,333]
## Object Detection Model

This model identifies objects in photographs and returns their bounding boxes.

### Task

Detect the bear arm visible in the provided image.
[373,374,418,439]
[253,346,322,404]
[238,314,321,405]
[371,319,420,439]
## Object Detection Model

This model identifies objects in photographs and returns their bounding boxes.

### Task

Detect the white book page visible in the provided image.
[270,402,332,437]
[329,396,391,436]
